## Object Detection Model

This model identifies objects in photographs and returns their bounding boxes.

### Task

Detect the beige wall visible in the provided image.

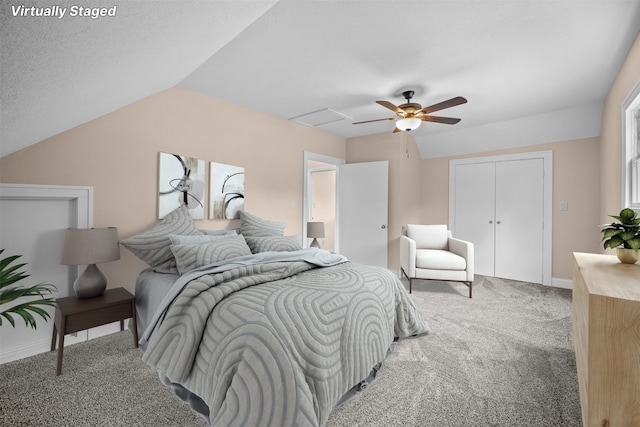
[0,87,346,293]
[345,131,422,270]
[420,137,601,280]
[600,31,640,227]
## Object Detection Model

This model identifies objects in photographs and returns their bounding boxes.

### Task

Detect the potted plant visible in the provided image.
[600,208,640,264]
[0,249,57,328]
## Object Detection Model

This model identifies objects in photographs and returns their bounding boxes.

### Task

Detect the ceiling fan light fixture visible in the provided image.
[395,117,421,131]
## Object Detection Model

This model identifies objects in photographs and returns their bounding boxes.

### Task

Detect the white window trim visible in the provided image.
[622,79,640,211]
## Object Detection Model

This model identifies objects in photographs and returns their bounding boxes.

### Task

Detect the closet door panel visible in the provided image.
[454,162,495,277]
[494,159,544,283]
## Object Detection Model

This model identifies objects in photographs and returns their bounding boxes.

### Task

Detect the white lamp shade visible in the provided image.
[61,227,120,265]
[395,117,421,131]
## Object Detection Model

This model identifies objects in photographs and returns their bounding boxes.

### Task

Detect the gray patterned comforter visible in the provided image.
[141,249,429,426]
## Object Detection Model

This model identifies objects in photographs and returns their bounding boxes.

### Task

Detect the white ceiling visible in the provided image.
[2,1,640,159]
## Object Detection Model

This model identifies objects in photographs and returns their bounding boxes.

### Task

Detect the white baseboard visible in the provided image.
[0,321,122,365]
[551,277,573,290]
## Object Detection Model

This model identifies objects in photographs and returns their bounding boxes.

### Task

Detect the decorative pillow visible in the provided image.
[199,229,239,237]
[239,211,285,237]
[169,233,234,245]
[244,235,302,254]
[171,235,252,274]
[120,205,202,273]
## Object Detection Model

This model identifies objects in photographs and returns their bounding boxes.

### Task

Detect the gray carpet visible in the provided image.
[0,275,582,427]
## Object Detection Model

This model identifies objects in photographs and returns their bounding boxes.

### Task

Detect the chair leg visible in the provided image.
[467,281,473,299]
[400,268,413,294]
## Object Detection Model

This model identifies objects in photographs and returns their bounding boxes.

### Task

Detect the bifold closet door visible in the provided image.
[453,158,545,283]
[494,159,544,283]
[453,162,496,277]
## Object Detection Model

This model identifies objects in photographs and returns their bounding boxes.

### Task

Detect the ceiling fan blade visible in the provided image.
[418,96,467,115]
[376,100,406,115]
[353,117,396,125]
[421,115,462,125]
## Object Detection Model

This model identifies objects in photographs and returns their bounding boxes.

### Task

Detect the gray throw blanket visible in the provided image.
[142,250,429,426]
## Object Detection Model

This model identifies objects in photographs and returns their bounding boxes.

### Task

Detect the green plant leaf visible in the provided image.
[627,237,640,250]
[2,301,54,329]
[604,236,625,249]
[0,311,16,327]
[619,208,637,221]
[621,231,638,241]
[602,229,623,238]
[0,249,57,329]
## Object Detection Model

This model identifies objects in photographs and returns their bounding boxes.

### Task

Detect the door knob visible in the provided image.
[381,225,386,229]
[489,220,493,224]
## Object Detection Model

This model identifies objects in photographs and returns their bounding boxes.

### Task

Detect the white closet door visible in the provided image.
[454,162,496,276]
[451,154,549,285]
[494,159,544,283]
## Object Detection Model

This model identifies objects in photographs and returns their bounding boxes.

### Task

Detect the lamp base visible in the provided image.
[74,264,107,298]
[310,238,321,248]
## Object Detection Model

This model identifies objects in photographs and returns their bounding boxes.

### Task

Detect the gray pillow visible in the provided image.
[199,229,239,237]
[120,205,202,273]
[244,235,302,254]
[239,211,285,237]
[171,236,252,274]
[169,233,234,245]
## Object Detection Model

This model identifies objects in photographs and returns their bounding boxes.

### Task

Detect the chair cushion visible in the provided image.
[407,224,448,250]
[415,249,466,271]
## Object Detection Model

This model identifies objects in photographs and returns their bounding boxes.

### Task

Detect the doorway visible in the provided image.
[303,152,344,251]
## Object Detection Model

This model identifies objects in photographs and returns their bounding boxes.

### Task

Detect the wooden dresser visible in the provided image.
[572,252,640,427]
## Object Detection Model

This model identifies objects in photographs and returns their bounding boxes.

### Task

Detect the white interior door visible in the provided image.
[338,161,388,268]
[495,159,544,283]
[454,162,496,276]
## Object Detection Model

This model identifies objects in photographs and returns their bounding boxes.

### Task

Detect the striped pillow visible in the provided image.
[239,211,285,237]
[120,205,201,273]
[244,236,302,254]
[171,236,252,274]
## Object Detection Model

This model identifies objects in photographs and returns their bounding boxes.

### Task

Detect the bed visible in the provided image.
[121,207,429,426]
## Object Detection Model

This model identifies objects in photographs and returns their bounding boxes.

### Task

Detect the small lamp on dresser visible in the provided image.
[61,227,120,298]
[307,222,325,248]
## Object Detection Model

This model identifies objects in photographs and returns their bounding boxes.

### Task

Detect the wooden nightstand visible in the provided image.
[50,287,138,375]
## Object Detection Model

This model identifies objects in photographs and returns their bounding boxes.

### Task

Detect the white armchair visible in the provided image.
[400,224,474,298]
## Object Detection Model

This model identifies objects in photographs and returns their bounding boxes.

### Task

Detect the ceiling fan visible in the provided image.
[353,90,467,132]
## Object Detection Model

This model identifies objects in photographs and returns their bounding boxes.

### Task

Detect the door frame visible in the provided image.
[302,152,345,251]
[448,150,553,285]
[0,183,93,363]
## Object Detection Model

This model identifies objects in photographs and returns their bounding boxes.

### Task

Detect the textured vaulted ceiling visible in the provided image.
[2,1,640,159]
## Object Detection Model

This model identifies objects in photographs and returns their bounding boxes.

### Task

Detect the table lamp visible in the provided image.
[307,222,325,248]
[61,227,120,298]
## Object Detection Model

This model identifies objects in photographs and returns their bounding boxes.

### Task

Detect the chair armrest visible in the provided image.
[400,235,416,278]
[449,237,474,280]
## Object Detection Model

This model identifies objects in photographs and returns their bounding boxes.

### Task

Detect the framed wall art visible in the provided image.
[158,152,205,219]
[209,162,244,220]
